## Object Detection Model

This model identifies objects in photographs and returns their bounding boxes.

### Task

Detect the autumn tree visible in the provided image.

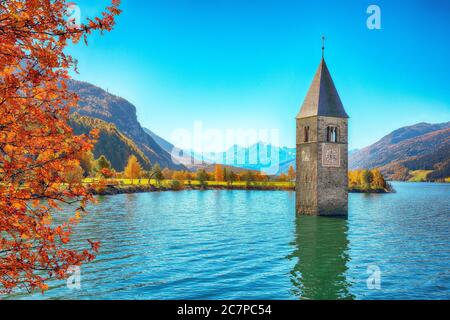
[223,167,227,182]
[348,169,389,191]
[99,168,115,180]
[360,169,373,190]
[162,168,173,180]
[172,171,186,181]
[152,164,164,186]
[214,164,224,182]
[184,171,194,185]
[287,166,296,182]
[255,171,269,182]
[348,170,360,188]
[241,170,255,187]
[0,0,121,294]
[124,155,142,184]
[62,163,84,184]
[196,169,209,188]
[78,150,95,177]
[225,169,237,187]
[370,169,387,190]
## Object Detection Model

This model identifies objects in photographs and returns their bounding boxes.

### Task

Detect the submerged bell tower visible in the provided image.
[296,40,349,216]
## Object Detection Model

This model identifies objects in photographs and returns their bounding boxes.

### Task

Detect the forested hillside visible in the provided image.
[70,115,151,171]
[68,80,185,170]
[350,122,450,182]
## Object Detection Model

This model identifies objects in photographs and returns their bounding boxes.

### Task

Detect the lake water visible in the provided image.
[12,182,450,300]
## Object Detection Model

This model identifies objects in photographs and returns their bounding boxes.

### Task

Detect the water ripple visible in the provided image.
[10,183,450,300]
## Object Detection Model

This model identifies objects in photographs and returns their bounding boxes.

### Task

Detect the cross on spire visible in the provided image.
[322,35,325,58]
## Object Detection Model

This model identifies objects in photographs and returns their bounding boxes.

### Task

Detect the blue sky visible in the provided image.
[68,0,450,150]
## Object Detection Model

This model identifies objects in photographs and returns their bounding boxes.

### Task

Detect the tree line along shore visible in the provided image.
[66,153,393,195]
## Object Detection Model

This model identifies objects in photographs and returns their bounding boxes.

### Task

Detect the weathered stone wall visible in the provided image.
[296,116,348,216]
[296,116,318,215]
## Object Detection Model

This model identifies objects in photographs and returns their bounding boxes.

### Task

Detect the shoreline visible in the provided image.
[90,184,393,196]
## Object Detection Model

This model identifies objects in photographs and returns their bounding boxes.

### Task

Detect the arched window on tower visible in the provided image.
[327,126,338,143]
[304,126,310,143]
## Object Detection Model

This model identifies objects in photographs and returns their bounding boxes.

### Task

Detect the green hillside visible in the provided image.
[70,115,151,171]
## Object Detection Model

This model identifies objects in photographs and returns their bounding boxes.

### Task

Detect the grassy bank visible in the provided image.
[408,170,434,182]
[84,179,392,195]
[86,178,294,188]
[86,179,295,195]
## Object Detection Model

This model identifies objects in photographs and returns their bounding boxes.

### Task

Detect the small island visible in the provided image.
[348,169,394,193]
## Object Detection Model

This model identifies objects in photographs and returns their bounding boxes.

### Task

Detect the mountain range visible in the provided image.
[67,80,449,181]
[349,122,450,181]
[145,121,449,181]
[142,129,296,175]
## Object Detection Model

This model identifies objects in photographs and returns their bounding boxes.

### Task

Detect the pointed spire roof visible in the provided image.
[297,58,349,119]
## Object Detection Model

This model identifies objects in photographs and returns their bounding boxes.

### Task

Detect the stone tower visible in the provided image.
[296,57,349,216]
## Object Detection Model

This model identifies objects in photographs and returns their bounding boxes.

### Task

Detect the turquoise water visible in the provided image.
[12,182,450,300]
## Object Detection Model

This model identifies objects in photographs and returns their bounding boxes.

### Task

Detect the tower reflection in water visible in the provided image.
[288,215,354,300]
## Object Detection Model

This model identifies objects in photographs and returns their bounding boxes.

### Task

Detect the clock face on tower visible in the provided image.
[322,144,340,167]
